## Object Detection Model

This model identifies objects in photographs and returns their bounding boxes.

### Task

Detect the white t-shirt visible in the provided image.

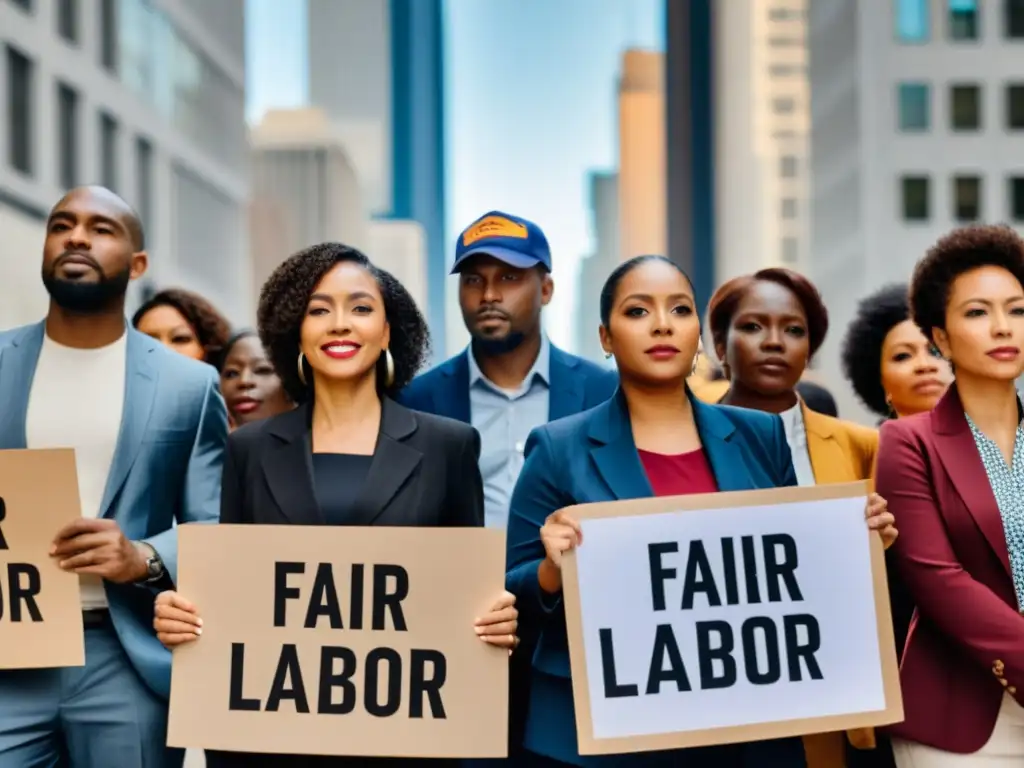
[26,332,127,610]
[778,400,817,487]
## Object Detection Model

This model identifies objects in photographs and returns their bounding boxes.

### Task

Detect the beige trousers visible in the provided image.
[893,694,1024,766]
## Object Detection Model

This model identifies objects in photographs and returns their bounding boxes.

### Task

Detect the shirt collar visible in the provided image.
[468,334,551,391]
[778,398,808,448]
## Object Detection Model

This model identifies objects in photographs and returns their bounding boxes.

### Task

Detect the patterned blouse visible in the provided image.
[966,409,1024,609]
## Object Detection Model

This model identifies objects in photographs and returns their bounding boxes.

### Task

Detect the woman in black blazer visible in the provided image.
[154,243,518,766]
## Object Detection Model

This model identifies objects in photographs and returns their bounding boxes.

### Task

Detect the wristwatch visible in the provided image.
[136,542,166,583]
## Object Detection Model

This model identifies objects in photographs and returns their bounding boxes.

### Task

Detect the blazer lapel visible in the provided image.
[692,396,756,492]
[263,404,324,525]
[548,346,585,421]
[803,405,851,484]
[348,399,423,525]
[587,392,653,499]
[0,322,44,450]
[932,386,1012,577]
[99,330,158,518]
[438,352,471,424]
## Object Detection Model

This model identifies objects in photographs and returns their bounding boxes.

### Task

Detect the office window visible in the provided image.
[949,0,979,39]
[901,176,930,220]
[950,84,982,129]
[9,0,31,10]
[780,155,798,177]
[57,0,78,43]
[57,83,79,190]
[100,0,117,72]
[773,96,797,114]
[1007,84,1024,128]
[1008,0,1024,37]
[99,112,119,190]
[135,136,153,238]
[6,46,33,176]
[781,198,798,219]
[769,8,803,21]
[953,175,982,221]
[898,83,931,130]
[780,238,799,264]
[768,37,803,47]
[897,0,930,41]
[1009,177,1024,221]
[769,64,805,77]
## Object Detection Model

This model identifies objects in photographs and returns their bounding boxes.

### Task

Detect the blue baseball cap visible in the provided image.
[450,211,552,274]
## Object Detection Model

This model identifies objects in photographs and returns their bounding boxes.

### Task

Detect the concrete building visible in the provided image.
[617,49,666,262]
[809,0,1024,422]
[306,0,448,357]
[713,0,810,282]
[0,0,251,327]
[575,171,620,363]
[248,108,367,297]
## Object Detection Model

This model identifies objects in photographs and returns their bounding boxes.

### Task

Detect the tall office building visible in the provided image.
[809,0,1024,421]
[714,0,809,281]
[248,108,367,298]
[617,49,666,262]
[306,0,447,356]
[0,0,251,327]
[575,171,620,363]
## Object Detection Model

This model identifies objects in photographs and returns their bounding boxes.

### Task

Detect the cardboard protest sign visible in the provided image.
[0,449,84,669]
[168,524,509,758]
[561,482,902,755]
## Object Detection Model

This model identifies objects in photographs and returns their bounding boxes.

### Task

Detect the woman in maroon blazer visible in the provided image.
[875,224,1024,765]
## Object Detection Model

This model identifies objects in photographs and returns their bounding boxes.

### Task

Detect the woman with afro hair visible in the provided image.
[152,242,518,766]
[841,284,952,424]
[132,287,231,365]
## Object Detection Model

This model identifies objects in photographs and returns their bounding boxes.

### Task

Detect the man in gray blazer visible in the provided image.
[0,186,227,767]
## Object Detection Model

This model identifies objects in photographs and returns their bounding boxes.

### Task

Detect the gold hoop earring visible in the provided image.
[604,351,612,360]
[690,353,701,377]
[297,352,307,386]
[384,348,395,388]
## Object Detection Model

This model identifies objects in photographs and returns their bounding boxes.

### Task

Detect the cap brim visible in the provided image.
[450,246,543,274]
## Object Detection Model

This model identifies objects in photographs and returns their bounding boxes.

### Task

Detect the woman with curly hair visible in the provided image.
[151,242,517,766]
[876,225,1024,765]
[841,284,952,423]
[132,287,231,364]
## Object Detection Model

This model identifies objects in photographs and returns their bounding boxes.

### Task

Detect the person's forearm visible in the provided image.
[537,558,562,595]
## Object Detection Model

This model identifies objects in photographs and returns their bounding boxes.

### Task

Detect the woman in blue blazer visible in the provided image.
[505,256,898,767]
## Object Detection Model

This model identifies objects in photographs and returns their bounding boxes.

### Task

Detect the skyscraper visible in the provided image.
[307,0,447,356]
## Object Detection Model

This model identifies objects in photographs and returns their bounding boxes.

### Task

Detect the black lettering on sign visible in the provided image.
[645,624,691,694]
[740,536,761,604]
[720,537,740,604]
[273,562,304,627]
[364,647,402,717]
[648,542,677,612]
[228,643,261,711]
[0,563,43,622]
[763,534,803,602]
[742,616,781,685]
[0,497,7,550]
[266,644,310,713]
[599,628,638,698]
[304,563,343,629]
[784,614,823,681]
[696,620,737,689]
[372,564,408,631]
[681,541,721,609]
[230,643,450,716]
[318,646,357,714]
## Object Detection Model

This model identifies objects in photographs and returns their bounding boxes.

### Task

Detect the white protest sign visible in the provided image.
[561,482,902,755]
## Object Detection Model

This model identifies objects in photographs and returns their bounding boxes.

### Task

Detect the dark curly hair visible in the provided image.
[706,267,829,359]
[840,284,911,417]
[257,242,430,403]
[910,225,1024,344]
[131,288,232,364]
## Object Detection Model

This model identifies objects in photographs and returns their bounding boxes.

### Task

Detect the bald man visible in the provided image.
[0,187,227,766]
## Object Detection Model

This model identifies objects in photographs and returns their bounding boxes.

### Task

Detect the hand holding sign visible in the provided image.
[474,591,519,655]
[538,510,583,594]
[50,518,149,583]
[865,493,897,549]
[154,590,203,646]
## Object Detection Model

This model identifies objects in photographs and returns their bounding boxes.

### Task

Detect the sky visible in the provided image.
[245,0,664,351]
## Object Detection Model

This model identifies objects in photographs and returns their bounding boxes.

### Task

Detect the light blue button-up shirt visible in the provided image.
[468,336,551,529]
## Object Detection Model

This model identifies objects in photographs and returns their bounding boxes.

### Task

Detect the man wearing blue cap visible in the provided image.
[398,211,617,762]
